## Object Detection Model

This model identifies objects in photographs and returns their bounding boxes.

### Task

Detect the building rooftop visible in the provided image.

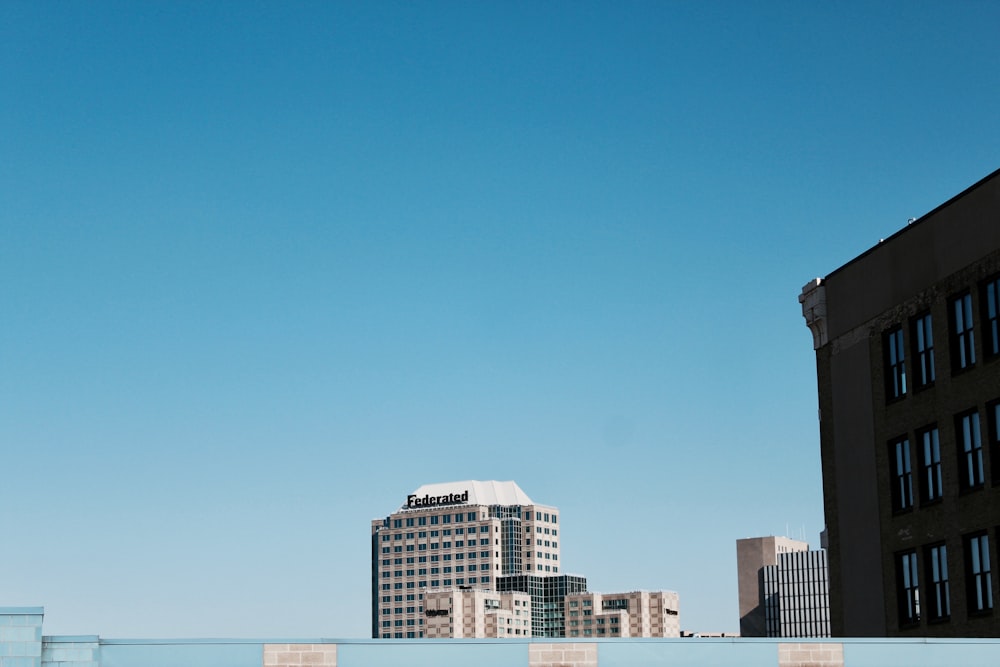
[399,479,538,510]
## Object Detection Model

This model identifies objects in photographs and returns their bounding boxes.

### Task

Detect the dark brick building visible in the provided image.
[799,169,1000,636]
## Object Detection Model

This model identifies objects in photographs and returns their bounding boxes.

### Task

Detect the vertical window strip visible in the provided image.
[992,403,1000,484]
[986,278,1000,356]
[968,535,994,612]
[921,428,942,502]
[960,412,984,488]
[914,313,935,386]
[892,438,913,510]
[899,551,920,624]
[928,545,950,620]
[954,293,976,369]
[886,328,907,398]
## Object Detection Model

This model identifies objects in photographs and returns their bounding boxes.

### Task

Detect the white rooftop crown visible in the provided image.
[402,480,536,510]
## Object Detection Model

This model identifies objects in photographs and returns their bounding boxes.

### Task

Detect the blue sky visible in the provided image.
[2,1,998,637]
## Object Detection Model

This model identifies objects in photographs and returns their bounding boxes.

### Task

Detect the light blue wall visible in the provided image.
[0,608,43,667]
[4,608,1000,667]
[599,638,777,667]
[100,641,262,667]
[339,640,525,667]
[842,639,1000,667]
[42,636,99,667]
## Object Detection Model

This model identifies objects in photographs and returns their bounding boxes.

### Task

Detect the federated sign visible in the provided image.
[425,609,449,617]
[406,490,470,508]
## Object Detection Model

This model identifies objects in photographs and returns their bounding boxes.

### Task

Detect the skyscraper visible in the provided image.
[763,550,831,638]
[736,536,809,636]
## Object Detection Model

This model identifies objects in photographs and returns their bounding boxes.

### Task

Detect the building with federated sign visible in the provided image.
[370,480,561,639]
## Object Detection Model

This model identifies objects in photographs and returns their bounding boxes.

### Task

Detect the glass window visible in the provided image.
[911,312,935,388]
[897,550,920,626]
[990,401,1000,485]
[958,410,984,490]
[965,533,993,613]
[885,326,907,399]
[890,437,913,512]
[951,292,976,371]
[925,543,950,621]
[919,427,943,504]
[983,276,1000,357]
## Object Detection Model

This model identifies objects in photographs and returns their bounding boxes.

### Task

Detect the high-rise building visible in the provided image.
[799,168,1000,636]
[562,590,680,638]
[736,536,809,636]
[370,480,560,639]
[763,550,831,638]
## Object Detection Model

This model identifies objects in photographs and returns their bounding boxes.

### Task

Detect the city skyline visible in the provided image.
[3,2,1000,638]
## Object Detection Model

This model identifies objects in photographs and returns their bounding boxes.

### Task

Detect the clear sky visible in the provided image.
[2,0,998,638]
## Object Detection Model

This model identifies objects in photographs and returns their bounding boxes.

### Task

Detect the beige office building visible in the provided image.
[423,588,533,638]
[371,480,560,639]
[736,536,809,636]
[562,591,680,638]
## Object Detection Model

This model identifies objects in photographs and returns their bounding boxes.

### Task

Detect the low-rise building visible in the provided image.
[562,591,680,638]
[423,588,532,638]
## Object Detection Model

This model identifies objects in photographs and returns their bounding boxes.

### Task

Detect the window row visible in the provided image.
[895,531,995,627]
[378,576,494,591]
[883,276,1000,401]
[383,526,493,538]
[888,402,1000,512]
